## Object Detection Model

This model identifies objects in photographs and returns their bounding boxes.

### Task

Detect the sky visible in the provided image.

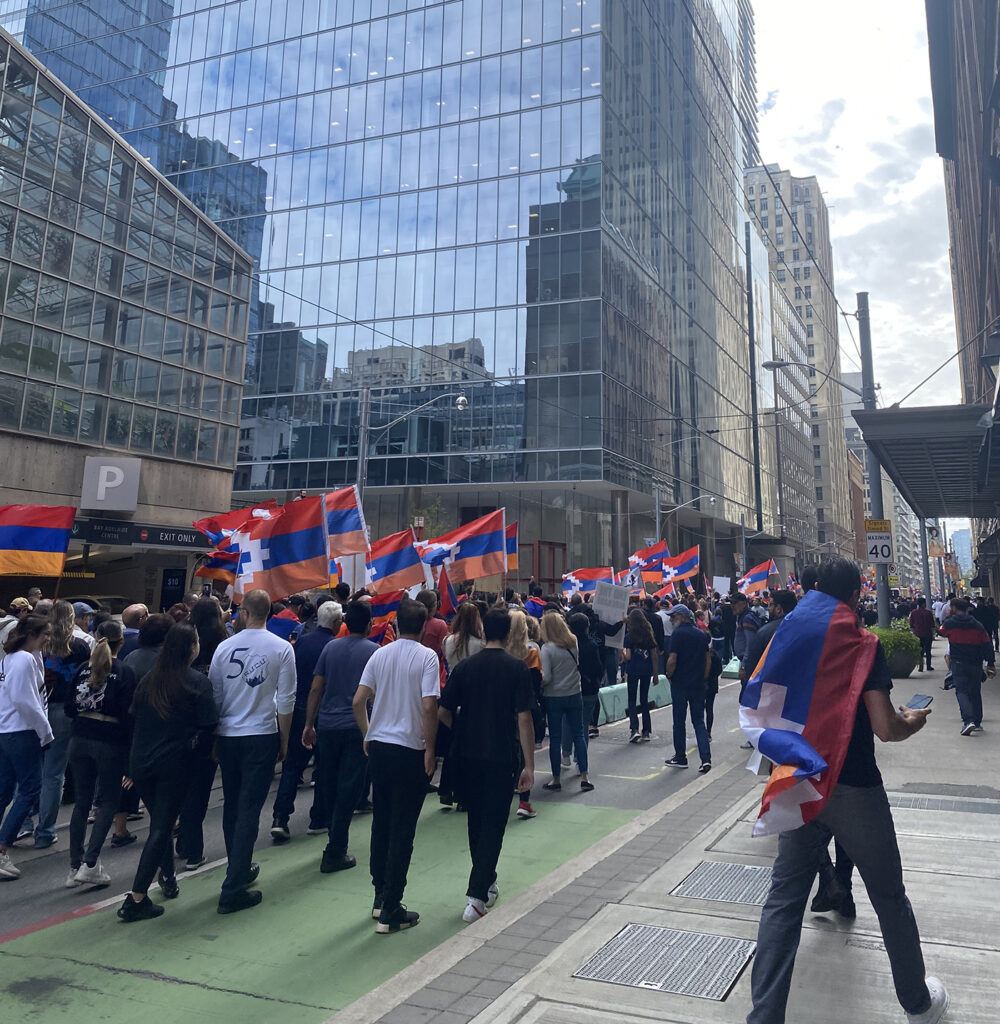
[754,0,960,409]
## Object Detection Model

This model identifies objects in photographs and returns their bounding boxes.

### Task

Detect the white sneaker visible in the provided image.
[560,753,571,768]
[74,860,111,885]
[906,977,949,1024]
[0,849,20,879]
[65,869,84,888]
[486,882,499,908]
[462,897,488,923]
[629,729,640,743]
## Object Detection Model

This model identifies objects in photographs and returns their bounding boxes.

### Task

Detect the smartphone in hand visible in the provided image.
[906,694,933,710]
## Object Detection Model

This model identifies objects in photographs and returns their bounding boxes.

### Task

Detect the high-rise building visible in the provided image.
[13,1,771,587]
[736,0,760,168]
[0,25,253,604]
[744,164,854,558]
[951,527,973,576]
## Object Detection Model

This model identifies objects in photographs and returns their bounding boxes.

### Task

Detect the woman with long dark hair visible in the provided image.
[622,609,658,743]
[0,616,53,879]
[64,620,137,888]
[117,624,217,922]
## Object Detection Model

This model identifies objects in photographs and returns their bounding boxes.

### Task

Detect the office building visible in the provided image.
[0,26,253,605]
[12,1,774,588]
[744,164,854,558]
[951,527,972,576]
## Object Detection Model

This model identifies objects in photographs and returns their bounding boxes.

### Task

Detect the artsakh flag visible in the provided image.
[367,528,426,594]
[653,583,675,599]
[563,567,614,594]
[195,546,240,585]
[629,539,670,571]
[230,496,330,599]
[324,486,369,557]
[506,522,519,572]
[740,589,879,837]
[0,504,76,576]
[193,501,278,547]
[418,509,506,584]
[737,559,778,596]
[661,546,700,583]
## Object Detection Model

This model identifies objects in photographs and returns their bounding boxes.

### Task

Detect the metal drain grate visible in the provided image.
[888,793,1000,815]
[671,860,773,906]
[573,923,755,1000]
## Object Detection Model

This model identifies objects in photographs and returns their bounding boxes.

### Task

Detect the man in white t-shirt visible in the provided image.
[353,598,439,933]
[209,588,296,914]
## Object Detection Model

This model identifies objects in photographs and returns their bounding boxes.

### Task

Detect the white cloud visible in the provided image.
[754,0,959,407]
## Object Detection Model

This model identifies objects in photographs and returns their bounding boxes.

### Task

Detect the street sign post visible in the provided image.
[864,518,893,564]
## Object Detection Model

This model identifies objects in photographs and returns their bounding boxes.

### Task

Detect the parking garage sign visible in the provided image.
[864,518,894,564]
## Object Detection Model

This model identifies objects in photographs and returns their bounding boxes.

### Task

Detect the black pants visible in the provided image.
[918,635,933,668]
[131,761,191,894]
[705,685,718,738]
[456,758,516,902]
[436,719,456,796]
[316,727,366,852]
[176,756,217,862]
[217,734,278,903]
[271,706,325,827]
[67,736,126,868]
[367,741,427,911]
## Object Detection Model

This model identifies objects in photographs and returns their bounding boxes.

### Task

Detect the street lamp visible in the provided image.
[655,493,716,539]
[355,385,470,507]
[761,359,865,398]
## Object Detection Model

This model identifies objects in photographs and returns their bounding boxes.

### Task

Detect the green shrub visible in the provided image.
[868,625,921,660]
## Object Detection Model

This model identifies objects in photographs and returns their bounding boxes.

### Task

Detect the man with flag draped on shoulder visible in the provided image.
[742,558,947,1024]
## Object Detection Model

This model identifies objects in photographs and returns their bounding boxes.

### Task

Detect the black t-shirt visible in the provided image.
[668,623,710,688]
[837,642,892,788]
[439,648,533,766]
[65,658,137,746]
[44,640,91,703]
[129,668,218,778]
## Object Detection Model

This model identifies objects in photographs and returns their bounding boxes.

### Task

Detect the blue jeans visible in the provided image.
[951,661,983,727]
[35,704,72,843]
[0,730,43,847]
[217,733,279,903]
[561,694,599,755]
[544,694,587,777]
[670,683,711,764]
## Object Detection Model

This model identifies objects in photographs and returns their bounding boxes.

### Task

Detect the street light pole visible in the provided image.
[858,292,890,628]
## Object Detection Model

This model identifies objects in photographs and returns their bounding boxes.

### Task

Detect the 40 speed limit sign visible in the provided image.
[864,519,894,563]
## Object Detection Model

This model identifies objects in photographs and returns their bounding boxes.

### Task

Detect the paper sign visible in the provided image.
[592,581,631,648]
[712,575,731,596]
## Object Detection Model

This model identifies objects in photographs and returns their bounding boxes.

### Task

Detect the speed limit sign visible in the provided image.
[865,519,893,564]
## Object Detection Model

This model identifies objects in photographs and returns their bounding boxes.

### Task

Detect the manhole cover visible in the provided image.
[671,861,773,905]
[573,923,755,1000]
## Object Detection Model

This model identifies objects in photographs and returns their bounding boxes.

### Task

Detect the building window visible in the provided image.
[806,212,813,225]
[748,185,755,195]
[749,199,756,211]
[804,266,811,279]
[776,214,784,227]
[796,305,802,316]
[761,216,768,229]
[806,305,813,319]
[818,530,826,543]
[813,444,822,459]
[791,211,798,224]
[810,404,818,418]
[817,508,825,522]
[794,286,802,299]
[808,366,816,377]
[793,267,801,280]
[807,343,815,357]
[760,199,768,211]
[760,184,767,194]
[776,269,785,281]
[806,324,814,338]
[811,424,820,438]
[778,251,785,262]
[809,384,817,396]
[776,232,784,244]
[792,249,800,261]
[775,182,781,193]
[804,285,812,298]
[815,487,824,500]
[814,466,822,479]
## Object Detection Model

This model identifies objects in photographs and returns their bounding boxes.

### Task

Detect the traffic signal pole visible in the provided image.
[858,292,890,628]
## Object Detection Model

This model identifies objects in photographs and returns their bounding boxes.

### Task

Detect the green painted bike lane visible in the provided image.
[0,796,636,1022]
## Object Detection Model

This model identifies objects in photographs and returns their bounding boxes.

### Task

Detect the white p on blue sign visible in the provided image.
[81,457,141,511]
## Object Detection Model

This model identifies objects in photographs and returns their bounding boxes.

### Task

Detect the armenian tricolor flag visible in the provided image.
[506,522,518,572]
[438,562,464,620]
[369,589,403,644]
[737,559,778,596]
[739,589,878,837]
[0,504,76,576]
[329,559,344,588]
[367,528,426,594]
[418,509,506,583]
[324,486,369,557]
[195,546,240,586]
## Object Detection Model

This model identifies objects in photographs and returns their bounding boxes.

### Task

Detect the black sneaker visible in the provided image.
[438,790,454,807]
[320,848,357,874]
[664,756,688,769]
[270,819,291,842]
[354,801,373,815]
[184,856,207,871]
[371,892,384,920]
[306,824,328,836]
[218,889,263,915]
[838,893,857,919]
[111,831,137,848]
[376,904,419,933]
[117,895,164,923]
[698,762,712,774]
[244,862,260,887]
[157,871,180,900]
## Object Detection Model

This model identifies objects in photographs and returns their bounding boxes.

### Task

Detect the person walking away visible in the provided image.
[64,621,137,888]
[71,603,96,651]
[986,596,1000,652]
[0,597,30,647]
[209,589,296,914]
[504,610,543,818]
[732,593,761,690]
[938,597,995,735]
[123,613,174,681]
[439,608,534,922]
[439,602,485,807]
[663,604,712,773]
[117,624,218,921]
[622,609,658,743]
[539,611,592,792]
[270,601,342,843]
[352,598,440,933]
[704,644,723,742]
[0,616,54,879]
[744,558,947,1024]
[303,600,377,873]
[909,598,936,672]
[30,601,90,850]
[568,613,603,743]
[118,605,148,660]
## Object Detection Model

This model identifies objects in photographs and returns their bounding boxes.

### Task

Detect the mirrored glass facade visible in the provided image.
[0,29,252,468]
[10,0,772,571]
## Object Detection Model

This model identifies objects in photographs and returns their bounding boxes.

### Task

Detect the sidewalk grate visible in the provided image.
[888,793,1000,815]
[671,860,773,905]
[573,923,755,1000]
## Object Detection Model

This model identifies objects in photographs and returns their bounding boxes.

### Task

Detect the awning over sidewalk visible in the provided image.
[852,404,1000,519]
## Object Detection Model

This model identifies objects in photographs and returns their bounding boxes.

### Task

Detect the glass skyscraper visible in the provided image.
[10,0,775,584]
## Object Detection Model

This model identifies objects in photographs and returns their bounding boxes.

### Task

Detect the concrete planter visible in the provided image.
[887,650,919,679]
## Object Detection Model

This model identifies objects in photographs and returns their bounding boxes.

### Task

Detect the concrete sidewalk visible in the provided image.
[338,667,1000,1024]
